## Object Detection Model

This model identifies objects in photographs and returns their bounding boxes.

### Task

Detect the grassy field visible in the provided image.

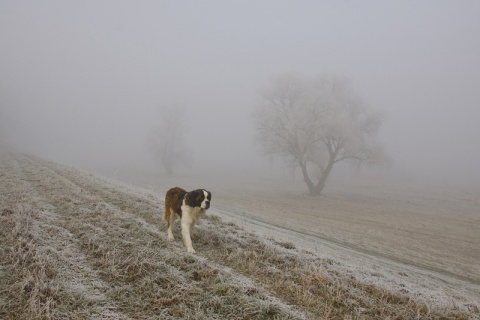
[1,152,479,319]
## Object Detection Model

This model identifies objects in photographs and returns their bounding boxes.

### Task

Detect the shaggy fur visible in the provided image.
[163,187,212,253]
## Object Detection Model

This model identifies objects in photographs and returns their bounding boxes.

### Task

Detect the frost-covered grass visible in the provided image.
[1,152,478,319]
[195,216,479,319]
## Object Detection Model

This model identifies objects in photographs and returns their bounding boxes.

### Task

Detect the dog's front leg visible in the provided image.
[181,220,196,254]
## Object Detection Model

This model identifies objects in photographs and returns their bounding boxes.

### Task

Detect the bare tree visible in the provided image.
[254,73,387,196]
[149,105,190,175]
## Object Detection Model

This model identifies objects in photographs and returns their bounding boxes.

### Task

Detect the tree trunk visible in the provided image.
[310,180,325,197]
[300,160,334,196]
[300,162,315,195]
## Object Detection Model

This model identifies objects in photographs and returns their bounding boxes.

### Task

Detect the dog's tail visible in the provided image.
[163,191,175,229]
[163,201,170,224]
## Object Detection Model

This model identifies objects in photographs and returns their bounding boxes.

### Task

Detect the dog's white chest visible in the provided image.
[181,203,205,224]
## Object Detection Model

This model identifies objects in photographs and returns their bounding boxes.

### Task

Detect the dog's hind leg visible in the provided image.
[167,209,177,241]
[163,203,174,241]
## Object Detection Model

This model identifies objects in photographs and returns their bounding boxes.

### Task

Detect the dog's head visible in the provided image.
[186,189,212,210]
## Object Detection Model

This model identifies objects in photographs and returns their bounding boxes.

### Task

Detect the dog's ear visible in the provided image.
[196,190,204,203]
[186,190,202,207]
[204,190,212,201]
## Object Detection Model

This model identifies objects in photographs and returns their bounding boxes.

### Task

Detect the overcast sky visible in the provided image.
[1,1,479,185]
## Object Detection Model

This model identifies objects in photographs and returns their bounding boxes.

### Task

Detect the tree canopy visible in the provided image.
[254,73,387,196]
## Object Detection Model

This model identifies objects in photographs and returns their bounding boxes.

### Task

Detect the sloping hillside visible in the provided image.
[1,152,478,319]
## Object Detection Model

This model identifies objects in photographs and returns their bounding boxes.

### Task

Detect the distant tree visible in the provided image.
[149,105,190,175]
[254,73,388,196]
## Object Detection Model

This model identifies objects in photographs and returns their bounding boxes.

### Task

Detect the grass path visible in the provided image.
[1,153,305,319]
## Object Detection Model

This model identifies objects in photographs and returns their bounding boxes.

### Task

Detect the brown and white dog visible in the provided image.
[163,187,212,253]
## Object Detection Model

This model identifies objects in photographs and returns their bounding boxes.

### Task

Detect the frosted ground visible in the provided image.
[121,169,480,311]
[1,152,479,319]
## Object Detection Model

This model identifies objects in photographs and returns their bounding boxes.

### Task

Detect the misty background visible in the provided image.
[1,1,479,187]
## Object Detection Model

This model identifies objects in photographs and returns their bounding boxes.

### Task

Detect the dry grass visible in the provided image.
[1,207,58,320]
[1,152,478,319]
[196,215,474,319]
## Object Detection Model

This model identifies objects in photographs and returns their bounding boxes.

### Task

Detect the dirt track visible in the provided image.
[214,181,480,284]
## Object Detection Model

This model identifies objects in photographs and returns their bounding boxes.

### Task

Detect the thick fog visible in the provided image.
[1,1,480,186]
